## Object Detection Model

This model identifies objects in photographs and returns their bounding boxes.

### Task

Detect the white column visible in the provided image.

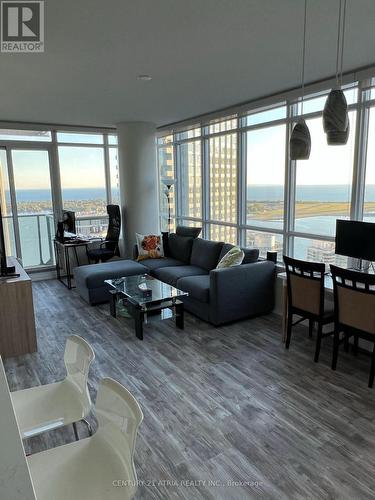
[117,122,159,257]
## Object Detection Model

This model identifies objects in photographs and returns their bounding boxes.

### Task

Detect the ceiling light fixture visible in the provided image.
[290,0,311,160]
[137,74,152,81]
[323,0,349,145]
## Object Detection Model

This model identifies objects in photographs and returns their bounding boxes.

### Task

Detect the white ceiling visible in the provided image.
[1,0,375,128]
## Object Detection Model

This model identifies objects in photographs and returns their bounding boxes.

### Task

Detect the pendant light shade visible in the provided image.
[289,0,311,160]
[323,95,350,146]
[323,89,349,145]
[323,0,349,145]
[290,119,311,160]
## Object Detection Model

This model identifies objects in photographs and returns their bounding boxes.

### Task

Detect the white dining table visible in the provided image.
[0,356,37,500]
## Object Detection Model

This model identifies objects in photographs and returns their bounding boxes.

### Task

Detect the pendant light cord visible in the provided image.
[340,0,347,86]
[335,0,342,86]
[301,0,307,115]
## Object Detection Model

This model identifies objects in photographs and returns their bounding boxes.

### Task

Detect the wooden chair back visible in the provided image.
[330,265,375,336]
[283,255,325,317]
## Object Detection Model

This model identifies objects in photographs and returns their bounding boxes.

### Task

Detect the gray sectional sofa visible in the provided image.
[74,230,276,326]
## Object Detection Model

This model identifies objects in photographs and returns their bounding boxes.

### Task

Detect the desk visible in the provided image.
[54,239,90,289]
[0,357,36,500]
[279,271,333,343]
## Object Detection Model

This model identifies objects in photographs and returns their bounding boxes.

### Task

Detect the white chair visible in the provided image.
[11,335,95,440]
[27,378,144,500]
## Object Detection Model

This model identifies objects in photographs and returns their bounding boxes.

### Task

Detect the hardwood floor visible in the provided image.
[4,279,375,499]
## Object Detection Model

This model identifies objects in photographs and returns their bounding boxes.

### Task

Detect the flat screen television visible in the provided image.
[335,219,375,261]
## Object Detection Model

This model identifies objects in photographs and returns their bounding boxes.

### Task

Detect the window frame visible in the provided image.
[0,125,118,271]
[157,79,374,264]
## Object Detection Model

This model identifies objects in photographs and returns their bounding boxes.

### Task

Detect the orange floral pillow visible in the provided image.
[136,233,164,261]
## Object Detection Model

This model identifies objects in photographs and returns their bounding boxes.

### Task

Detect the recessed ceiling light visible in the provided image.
[137,74,152,81]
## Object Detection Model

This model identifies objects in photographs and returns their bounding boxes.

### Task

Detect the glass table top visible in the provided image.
[105,274,188,306]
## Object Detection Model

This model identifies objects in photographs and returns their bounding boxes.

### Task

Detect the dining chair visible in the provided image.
[27,378,144,500]
[11,335,95,440]
[283,255,334,362]
[330,265,375,387]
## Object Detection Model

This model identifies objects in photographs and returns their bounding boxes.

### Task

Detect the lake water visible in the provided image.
[4,185,375,266]
[9,184,375,203]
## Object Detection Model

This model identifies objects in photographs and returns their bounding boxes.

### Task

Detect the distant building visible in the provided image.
[307,240,347,266]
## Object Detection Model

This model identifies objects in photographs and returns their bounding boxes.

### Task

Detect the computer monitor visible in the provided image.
[335,219,375,262]
[62,210,76,234]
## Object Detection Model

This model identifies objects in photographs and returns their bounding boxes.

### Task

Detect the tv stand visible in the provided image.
[0,257,37,357]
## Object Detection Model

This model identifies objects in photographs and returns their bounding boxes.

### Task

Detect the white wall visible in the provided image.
[117,122,160,257]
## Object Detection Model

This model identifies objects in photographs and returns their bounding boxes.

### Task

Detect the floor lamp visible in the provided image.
[162,179,175,232]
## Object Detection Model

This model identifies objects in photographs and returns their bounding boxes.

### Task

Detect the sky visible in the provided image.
[1,98,375,191]
[247,112,357,186]
[0,147,112,190]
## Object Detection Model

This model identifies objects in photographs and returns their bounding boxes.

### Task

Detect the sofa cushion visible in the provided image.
[219,243,259,264]
[176,225,202,238]
[190,238,224,271]
[153,265,207,287]
[168,233,194,263]
[140,257,185,272]
[177,275,210,303]
[74,259,147,289]
[242,248,259,264]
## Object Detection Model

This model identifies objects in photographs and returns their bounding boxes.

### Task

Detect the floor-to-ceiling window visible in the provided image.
[157,77,375,266]
[0,127,118,270]
[108,135,120,205]
[57,132,108,237]
[12,149,55,267]
[0,149,15,256]
[208,124,238,244]
[178,139,202,220]
[364,106,375,224]
[245,107,286,259]
[293,116,356,265]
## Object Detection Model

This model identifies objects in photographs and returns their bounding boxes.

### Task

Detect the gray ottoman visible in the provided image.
[74,259,148,305]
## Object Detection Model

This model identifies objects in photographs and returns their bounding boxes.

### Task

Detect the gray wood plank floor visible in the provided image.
[4,279,375,499]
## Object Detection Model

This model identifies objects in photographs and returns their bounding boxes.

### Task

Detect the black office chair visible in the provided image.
[87,205,121,264]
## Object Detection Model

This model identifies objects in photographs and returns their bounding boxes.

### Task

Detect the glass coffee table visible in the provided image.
[105,274,188,340]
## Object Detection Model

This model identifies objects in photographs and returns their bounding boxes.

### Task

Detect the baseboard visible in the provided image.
[30,270,57,281]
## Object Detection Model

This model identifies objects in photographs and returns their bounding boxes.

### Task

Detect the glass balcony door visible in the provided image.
[0,148,16,257]
[4,147,55,268]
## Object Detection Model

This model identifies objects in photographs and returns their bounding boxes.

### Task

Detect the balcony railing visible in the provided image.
[2,214,108,270]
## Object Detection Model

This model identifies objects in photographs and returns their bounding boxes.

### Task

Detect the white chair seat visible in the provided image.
[27,378,143,500]
[27,433,135,500]
[11,379,87,439]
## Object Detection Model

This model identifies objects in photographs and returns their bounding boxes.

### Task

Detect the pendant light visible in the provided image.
[323,0,349,145]
[290,0,311,160]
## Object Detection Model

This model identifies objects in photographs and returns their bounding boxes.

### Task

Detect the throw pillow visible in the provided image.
[216,246,244,269]
[176,225,202,238]
[136,233,164,261]
[168,233,194,263]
